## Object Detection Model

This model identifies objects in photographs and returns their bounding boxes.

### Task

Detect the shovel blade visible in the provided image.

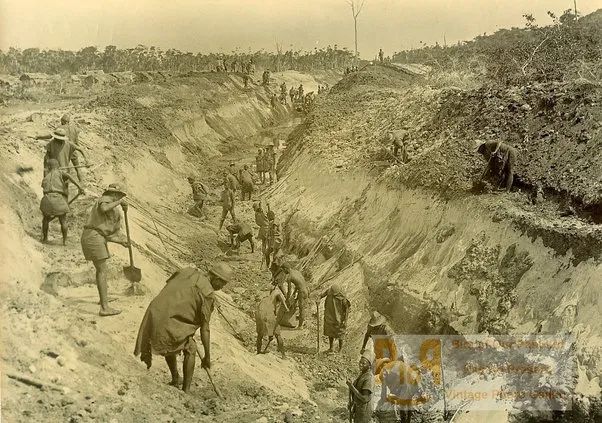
[124,265,142,282]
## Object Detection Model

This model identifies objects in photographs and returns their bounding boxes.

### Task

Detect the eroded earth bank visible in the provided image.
[1,65,601,422]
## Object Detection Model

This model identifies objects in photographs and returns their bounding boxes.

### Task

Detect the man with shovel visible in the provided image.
[40,158,85,245]
[80,183,129,316]
[134,263,233,393]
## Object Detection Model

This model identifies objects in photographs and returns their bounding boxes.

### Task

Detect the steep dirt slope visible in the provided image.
[286,66,602,218]
[269,66,602,421]
[0,70,341,422]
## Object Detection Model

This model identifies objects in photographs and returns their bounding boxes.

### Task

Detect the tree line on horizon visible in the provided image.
[0,44,357,75]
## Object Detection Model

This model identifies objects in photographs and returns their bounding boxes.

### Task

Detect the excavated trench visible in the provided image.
[2,69,601,422]
[267,136,602,421]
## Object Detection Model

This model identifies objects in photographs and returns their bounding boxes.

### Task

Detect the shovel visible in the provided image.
[122,208,142,282]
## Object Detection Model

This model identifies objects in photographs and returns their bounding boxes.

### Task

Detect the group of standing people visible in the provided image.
[255,144,277,185]
[37,114,135,317]
[215,57,255,74]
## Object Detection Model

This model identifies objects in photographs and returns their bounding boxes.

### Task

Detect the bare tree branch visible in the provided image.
[521,34,550,76]
[356,0,366,16]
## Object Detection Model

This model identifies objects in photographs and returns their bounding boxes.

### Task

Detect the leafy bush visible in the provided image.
[393,9,602,86]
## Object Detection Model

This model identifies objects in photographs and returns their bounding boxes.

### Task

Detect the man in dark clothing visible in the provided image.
[239,164,254,200]
[378,48,384,63]
[271,93,278,108]
[318,284,351,353]
[265,209,282,268]
[386,130,409,163]
[265,145,277,184]
[226,221,255,252]
[289,87,296,104]
[256,149,266,184]
[347,354,374,423]
[262,70,270,86]
[187,176,207,218]
[44,128,86,182]
[297,84,304,99]
[218,182,236,230]
[477,140,517,191]
[134,263,233,393]
[224,168,239,193]
[243,73,250,88]
[360,311,392,354]
[253,201,269,257]
[40,159,84,245]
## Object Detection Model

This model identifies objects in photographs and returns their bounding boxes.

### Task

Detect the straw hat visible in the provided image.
[52,128,68,141]
[368,311,386,327]
[103,182,127,196]
[208,262,233,284]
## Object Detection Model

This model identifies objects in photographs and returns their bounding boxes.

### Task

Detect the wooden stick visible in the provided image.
[193,343,223,399]
[7,372,64,392]
[316,301,321,355]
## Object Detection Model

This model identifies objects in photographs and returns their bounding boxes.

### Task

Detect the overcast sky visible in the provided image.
[1,0,600,57]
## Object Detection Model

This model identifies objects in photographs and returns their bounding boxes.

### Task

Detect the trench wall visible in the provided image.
[269,151,602,397]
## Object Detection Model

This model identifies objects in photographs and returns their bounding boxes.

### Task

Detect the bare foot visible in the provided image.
[168,377,183,388]
[99,307,121,317]
[326,349,334,354]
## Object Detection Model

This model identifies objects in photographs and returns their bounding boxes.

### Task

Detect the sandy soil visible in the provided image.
[0,70,349,423]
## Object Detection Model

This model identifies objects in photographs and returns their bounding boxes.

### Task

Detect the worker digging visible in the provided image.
[5,4,600,422]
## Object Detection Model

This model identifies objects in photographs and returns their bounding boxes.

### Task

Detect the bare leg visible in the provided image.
[182,349,195,393]
[297,297,305,328]
[42,216,51,242]
[338,338,344,352]
[165,354,182,387]
[275,334,285,358]
[219,208,227,230]
[249,237,255,253]
[58,215,68,245]
[230,208,237,223]
[94,258,121,316]
[327,337,334,353]
[256,334,263,353]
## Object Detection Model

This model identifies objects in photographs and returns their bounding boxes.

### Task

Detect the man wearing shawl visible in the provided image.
[318,283,351,353]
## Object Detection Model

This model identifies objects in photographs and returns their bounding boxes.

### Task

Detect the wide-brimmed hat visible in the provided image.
[368,311,386,327]
[103,182,127,196]
[52,128,68,141]
[208,262,233,283]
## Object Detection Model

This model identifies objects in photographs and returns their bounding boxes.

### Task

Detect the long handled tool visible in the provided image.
[68,191,81,205]
[193,341,223,399]
[316,301,321,355]
[122,208,142,282]
[60,164,93,170]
